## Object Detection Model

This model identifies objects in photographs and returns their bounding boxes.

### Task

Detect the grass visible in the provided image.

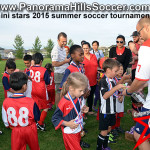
[0,58,137,150]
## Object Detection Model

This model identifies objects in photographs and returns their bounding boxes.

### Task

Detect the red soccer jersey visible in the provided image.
[83,54,98,86]
[47,72,55,90]
[2,96,40,128]
[30,66,50,109]
[2,71,12,98]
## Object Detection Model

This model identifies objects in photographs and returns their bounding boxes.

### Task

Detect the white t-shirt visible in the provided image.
[51,45,69,73]
[135,39,150,109]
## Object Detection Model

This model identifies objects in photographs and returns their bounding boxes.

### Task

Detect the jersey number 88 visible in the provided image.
[7,107,29,127]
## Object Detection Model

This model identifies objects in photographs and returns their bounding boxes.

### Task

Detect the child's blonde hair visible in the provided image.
[61,72,88,97]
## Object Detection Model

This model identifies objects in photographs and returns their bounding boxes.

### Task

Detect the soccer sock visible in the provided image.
[111,124,116,130]
[116,117,121,128]
[96,134,105,150]
[38,111,47,125]
[103,134,109,148]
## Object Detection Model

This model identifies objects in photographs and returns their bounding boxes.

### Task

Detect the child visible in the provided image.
[2,72,40,150]
[30,52,50,131]
[97,58,125,150]
[65,46,71,59]
[111,64,131,139]
[45,63,55,109]
[60,44,90,148]
[2,59,16,98]
[52,72,89,150]
[23,54,32,98]
[60,44,84,89]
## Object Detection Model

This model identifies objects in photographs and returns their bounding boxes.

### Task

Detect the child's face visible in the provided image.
[6,67,15,74]
[70,86,85,98]
[108,66,119,78]
[71,48,84,63]
[65,48,69,54]
[24,60,31,68]
[116,66,123,77]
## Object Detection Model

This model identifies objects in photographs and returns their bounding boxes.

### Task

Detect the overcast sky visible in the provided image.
[0,0,149,49]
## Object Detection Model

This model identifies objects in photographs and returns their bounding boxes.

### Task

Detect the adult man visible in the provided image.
[123,16,150,150]
[130,31,140,81]
[51,32,70,106]
[90,41,104,61]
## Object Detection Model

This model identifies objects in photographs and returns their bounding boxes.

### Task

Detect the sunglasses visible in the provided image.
[116,41,124,44]
[137,26,144,35]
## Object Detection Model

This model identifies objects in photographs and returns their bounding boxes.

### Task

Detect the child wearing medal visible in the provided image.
[52,72,89,150]
[97,58,125,150]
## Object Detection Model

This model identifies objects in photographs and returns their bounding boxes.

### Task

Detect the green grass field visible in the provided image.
[0,58,137,150]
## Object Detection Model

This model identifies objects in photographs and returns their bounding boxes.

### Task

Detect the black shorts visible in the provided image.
[99,113,116,130]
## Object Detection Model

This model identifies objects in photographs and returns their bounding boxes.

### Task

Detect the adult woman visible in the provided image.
[82,42,98,115]
[109,35,131,73]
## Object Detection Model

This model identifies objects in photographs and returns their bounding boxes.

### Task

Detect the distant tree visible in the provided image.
[13,35,24,58]
[0,54,2,61]
[67,39,74,47]
[44,39,54,58]
[32,36,42,53]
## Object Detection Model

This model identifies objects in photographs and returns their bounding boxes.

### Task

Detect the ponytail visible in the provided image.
[60,81,69,98]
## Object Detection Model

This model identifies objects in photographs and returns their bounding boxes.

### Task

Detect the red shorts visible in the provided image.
[62,132,82,150]
[116,112,124,118]
[32,95,49,110]
[47,89,55,105]
[11,123,40,150]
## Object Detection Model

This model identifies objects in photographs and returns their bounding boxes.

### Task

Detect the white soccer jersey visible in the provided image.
[135,39,150,109]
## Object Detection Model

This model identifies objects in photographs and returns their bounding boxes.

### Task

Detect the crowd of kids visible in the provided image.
[1,27,147,150]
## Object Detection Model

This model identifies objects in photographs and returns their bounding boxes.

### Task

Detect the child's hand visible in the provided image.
[116,84,126,90]
[122,72,131,80]
[118,95,124,102]
[81,105,89,113]
[68,119,79,129]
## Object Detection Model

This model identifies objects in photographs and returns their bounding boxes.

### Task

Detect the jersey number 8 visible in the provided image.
[7,107,29,127]
[30,70,41,82]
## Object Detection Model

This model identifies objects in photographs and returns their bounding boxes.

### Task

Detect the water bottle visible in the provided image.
[131,91,146,104]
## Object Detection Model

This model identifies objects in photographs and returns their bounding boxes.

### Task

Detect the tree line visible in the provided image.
[13,35,74,58]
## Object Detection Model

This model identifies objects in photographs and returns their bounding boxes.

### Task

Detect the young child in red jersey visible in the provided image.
[30,53,50,131]
[45,63,55,109]
[23,54,32,98]
[2,59,16,98]
[2,72,40,150]
[52,72,89,150]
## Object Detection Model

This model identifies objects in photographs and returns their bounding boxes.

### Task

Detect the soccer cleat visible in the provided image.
[36,123,45,131]
[116,127,125,133]
[103,147,112,150]
[109,133,116,140]
[80,140,90,148]
[108,136,117,144]
[111,129,119,137]
[0,130,2,135]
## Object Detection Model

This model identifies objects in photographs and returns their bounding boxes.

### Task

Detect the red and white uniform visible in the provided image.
[135,39,150,109]
[2,95,40,150]
[24,68,32,98]
[2,71,13,98]
[47,72,55,105]
[30,66,50,110]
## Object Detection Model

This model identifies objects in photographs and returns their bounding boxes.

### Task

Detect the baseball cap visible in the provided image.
[131,31,139,36]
